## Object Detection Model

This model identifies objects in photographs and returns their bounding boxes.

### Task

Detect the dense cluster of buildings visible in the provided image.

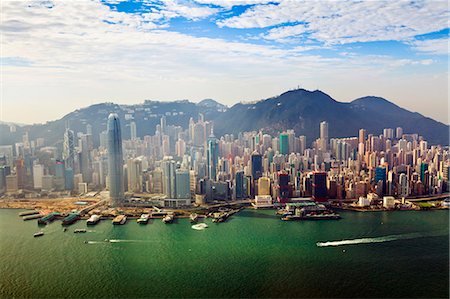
[0,112,448,208]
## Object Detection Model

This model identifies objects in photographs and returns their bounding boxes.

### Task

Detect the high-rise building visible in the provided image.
[319,121,329,151]
[396,127,403,139]
[33,164,44,189]
[63,129,75,169]
[80,134,93,183]
[312,172,327,202]
[279,133,289,155]
[234,170,245,199]
[277,172,290,203]
[130,121,137,140]
[399,173,409,197]
[359,129,366,144]
[175,169,191,199]
[251,152,262,181]
[258,177,270,196]
[107,113,124,206]
[162,158,176,198]
[207,136,219,180]
[160,116,167,134]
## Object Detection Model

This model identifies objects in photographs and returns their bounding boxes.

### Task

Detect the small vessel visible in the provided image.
[112,215,127,225]
[137,214,150,224]
[189,213,199,223]
[74,229,87,233]
[162,213,174,224]
[19,210,40,217]
[61,213,80,225]
[38,212,60,225]
[87,215,101,225]
[63,227,68,232]
[191,223,208,230]
[33,232,44,237]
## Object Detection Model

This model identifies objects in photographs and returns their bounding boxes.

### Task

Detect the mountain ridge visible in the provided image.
[0,89,447,147]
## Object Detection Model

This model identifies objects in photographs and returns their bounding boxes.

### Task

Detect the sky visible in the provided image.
[1,0,449,125]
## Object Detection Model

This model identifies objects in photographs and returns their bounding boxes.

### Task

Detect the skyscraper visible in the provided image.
[107,113,124,206]
[130,121,137,140]
[312,171,327,202]
[319,121,329,151]
[251,152,262,181]
[63,128,75,169]
[279,133,289,155]
[207,136,219,180]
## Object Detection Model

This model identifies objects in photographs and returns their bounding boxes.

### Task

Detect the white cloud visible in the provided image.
[411,38,450,55]
[0,0,447,124]
[218,1,449,45]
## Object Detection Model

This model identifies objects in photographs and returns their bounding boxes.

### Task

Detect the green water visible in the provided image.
[0,209,448,298]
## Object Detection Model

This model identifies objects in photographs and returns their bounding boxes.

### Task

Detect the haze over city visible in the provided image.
[1,0,449,124]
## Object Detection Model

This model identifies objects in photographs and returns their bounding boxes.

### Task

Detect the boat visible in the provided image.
[189,213,199,223]
[62,213,80,225]
[37,212,60,225]
[74,229,87,233]
[191,223,208,230]
[19,210,40,217]
[23,214,42,221]
[86,214,101,225]
[112,215,127,225]
[63,227,68,232]
[137,214,150,224]
[33,232,44,237]
[303,213,341,220]
[162,213,174,224]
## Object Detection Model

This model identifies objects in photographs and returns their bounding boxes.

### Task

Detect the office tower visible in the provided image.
[6,174,18,192]
[0,166,11,192]
[399,173,409,197]
[15,158,26,189]
[375,166,387,183]
[99,131,108,148]
[86,124,93,135]
[53,160,65,191]
[65,168,74,191]
[299,135,306,154]
[234,170,245,199]
[162,135,170,156]
[207,136,219,180]
[396,127,403,139]
[312,172,327,202]
[251,152,262,181]
[130,121,137,140]
[107,113,124,206]
[277,172,290,203]
[359,129,366,144]
[151,168,163,194]
[127,158,142,193]
[63,129,75,169]
[258,177,270,196]
[175,169,191,199]
[33,164,44,189]
[162,158,176,198]
[279,133,289,155]
[193,123,205,147]
[319,121,329,151]
[383,128,394,139]
[420,163,428,182]
[176,139,186,157]
[160,116,166,134]
[80,134,93,183]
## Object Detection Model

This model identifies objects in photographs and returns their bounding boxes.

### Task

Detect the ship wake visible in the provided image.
[316,231,446,247]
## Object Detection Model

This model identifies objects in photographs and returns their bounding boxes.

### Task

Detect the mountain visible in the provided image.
[0,89,448,147]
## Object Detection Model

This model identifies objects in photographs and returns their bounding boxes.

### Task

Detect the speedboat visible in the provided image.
[191,223,208,230]
[33,232,44,237]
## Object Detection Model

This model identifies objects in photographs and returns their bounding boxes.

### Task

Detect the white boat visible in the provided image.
[33,231,44,237]
[137,214,150,224]
[191,223,208,230]
[87,214,100,225]
[74,229,87,233]
[162,214,174,224]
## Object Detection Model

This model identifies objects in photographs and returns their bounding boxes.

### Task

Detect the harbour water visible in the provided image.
[0,208,448,298]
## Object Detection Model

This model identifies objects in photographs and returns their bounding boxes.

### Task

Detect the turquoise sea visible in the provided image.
[0,208,448,298]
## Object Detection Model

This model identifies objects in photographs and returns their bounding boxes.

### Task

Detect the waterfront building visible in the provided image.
[33,164,44,189]
[162,158,176,198]
[258,177,271,196]
[312,172,327,202]
[107,113,124,206]
[175,169,191,199]
[5,174,18,192]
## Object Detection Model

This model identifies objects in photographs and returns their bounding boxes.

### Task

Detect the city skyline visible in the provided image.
[1,0,449,124]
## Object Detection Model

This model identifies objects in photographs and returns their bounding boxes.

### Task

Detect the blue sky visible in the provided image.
[1,0,449,124]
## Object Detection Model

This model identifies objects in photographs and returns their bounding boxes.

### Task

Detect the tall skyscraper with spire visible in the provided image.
[107,113,124,206]
[63,128,75,169]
